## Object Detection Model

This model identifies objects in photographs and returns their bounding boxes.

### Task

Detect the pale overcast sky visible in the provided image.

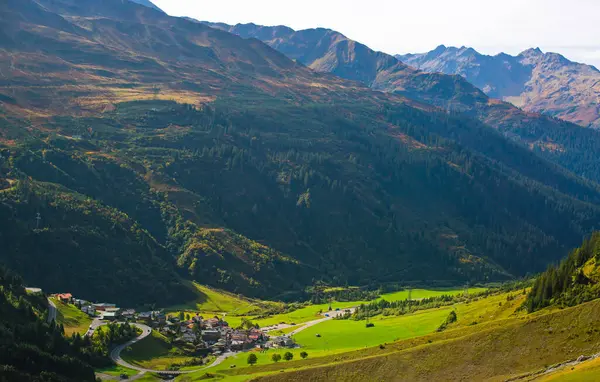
[152,0,600,68]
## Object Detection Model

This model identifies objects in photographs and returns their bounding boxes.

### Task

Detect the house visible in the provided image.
[73,299,88,307]
[121,309,136,318]
[201,329,221,342]
[248,333,261,342]
[272,336,295,348]
[192,315,203,324]
[175,332,197,344]
[93,303,116,311]
[137,312,153,322]
[230,340,246,351]
[81,305,96,316]
[25,287,43,294]
[153,311,166,324]
[101,311,119,321]
[212,338,227,352]
[231,332,249,342]
[56,293,73,303]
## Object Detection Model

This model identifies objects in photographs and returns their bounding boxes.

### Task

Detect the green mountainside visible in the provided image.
[526,232,600,312]
[205,22,600,185]
[0,266,97,382]
[2,0,600,302]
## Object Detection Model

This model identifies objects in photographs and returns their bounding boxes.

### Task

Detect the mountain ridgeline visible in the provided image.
[398,46,600,128]
[205,22,600,186]
[1,0,600,303]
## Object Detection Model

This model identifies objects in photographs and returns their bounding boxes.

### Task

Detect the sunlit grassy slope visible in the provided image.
[175,290,600,381]
[247,298,600,382]
[51,298,93,336]
[377,287,487,302]
[122,330,196,371]
[167,285,479,330]
[167,281,277,315]
[249,287,481,328]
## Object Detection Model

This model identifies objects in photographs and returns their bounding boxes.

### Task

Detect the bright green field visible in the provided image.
[293,307,452,351]
[51,298,93,336]
[247,287,481,328]
[378,287,487,302]
[251,301,359,327]
[167,282,267,314]
[196,306,451,376]
[122,330,197,371]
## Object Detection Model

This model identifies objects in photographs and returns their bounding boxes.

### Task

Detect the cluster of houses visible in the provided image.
[157,314,295,353]
[53,292,159,322]
[53,293,296,355]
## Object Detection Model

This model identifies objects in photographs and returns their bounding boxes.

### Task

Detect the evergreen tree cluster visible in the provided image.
[0,265,103,381]
[526,233,600,312]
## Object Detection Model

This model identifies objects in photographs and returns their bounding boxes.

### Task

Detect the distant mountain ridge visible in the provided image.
[6,0,600,300]
[201,21,600,187]
[398,46,600,128]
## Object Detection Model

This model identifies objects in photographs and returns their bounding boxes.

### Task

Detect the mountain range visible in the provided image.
[398,46,600,128]
[203,22,600,184]
[2,0,600,304]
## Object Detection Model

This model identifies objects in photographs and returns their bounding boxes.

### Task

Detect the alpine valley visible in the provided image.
[3,1,600,381]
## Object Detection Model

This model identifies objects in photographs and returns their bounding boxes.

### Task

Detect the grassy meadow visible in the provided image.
[121,330,199,371]
[50,298,93,336]
[175,289,541,381]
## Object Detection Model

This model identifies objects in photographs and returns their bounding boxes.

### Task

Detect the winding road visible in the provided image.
[93,321,229,377]
[94,308,353,378]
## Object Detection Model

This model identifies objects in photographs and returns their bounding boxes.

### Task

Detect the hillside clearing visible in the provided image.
[51,298,93,336]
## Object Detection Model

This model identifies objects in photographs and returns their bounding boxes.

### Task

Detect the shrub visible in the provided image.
[284,352,293,361]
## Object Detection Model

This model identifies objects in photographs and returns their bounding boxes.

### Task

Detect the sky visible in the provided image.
[152,0,600,68]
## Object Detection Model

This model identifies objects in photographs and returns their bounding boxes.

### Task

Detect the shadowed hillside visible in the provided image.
[205,22,600,184]
[2,0,600,300]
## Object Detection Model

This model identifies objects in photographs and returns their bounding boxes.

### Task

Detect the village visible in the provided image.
[52,292,297,357]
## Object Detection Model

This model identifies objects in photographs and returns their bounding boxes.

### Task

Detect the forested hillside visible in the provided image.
[206,22,600,184]
[1,0,600,302]
[526,232,600,312]
[0,266,97,381]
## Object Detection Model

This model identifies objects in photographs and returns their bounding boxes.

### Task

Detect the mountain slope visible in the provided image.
[205,22,600,185]
[2,0,600,299]
[128,0,163,13]
[0,266,97,381]
[525,232,600,312]
[398,46,600,128]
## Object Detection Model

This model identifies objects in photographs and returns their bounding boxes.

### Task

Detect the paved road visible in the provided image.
[263,307,356,336]
[85,318,104,337]
[47,298,57,324]
[92,307,351,377]
[92,321,224,376]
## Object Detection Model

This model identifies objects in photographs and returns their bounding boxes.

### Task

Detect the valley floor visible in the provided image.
[84,284,600,382]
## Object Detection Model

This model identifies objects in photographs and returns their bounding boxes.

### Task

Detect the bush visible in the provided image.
[300,351,308,359]
[284,352,293,361]
[247,353,258,366]
[271,353,282,362]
